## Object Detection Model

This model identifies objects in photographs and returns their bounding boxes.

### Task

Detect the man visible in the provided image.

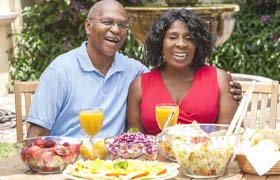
[27,0,241,138]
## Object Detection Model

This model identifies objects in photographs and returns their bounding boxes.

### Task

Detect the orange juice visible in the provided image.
[80,109,103,136]
[155,105,179,130]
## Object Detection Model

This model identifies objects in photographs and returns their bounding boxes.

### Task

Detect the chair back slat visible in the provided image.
[249,93,258,128]
[259,94,268,126]
[14,80,38,141]
[270,81,279,128]
[238,80,279,129]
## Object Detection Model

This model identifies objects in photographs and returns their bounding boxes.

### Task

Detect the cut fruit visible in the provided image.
[80,144,95,160]
[80,139,107,160]
[92,139,107,159]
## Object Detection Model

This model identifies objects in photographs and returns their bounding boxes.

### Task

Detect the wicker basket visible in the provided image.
[236,155,280,175]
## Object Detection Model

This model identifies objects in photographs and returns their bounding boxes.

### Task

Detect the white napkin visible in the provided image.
[236,129,280,175]
[245,140,280,175]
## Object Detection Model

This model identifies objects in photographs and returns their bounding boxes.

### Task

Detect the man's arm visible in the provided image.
[27,64,66,137]
[27,123,50,137]
[228,71,242,102]
[229,80,242,101]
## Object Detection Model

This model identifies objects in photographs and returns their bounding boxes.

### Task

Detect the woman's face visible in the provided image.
[162,20,196,69]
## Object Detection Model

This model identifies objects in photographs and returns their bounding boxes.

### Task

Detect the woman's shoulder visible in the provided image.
[198,64,216,71]
[141,68,160,79]
[195,64,217,76]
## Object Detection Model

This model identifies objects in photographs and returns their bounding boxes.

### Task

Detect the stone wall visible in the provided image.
[0,0,22,95]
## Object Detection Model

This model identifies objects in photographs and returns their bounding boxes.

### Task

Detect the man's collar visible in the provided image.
[76,42,125,73]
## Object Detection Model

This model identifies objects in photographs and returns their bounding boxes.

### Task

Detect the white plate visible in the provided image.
[62,159,179,180]
[63,169,179,180]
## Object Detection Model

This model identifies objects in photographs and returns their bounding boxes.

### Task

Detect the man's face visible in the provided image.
[85,4,127,58]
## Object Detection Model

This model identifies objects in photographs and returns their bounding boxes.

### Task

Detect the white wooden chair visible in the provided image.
[237,80,279,129]
[14,80,38,140]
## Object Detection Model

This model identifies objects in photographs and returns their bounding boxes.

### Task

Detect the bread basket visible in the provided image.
[236,154,280,175]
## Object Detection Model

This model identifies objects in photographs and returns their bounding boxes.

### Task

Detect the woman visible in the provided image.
[127,9,238,135]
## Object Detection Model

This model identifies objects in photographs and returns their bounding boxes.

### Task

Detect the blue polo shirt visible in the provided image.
[28,42,148,138]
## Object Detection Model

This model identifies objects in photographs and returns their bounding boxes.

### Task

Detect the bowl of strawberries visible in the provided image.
[15,136,82,173]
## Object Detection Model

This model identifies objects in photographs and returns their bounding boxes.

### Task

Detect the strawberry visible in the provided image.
[53,145,70,156]
[40,151,53,163]
[34,136,46,148]
[42,165,53,172]
[69,144,80,154]
[28,145,41,158]
[45,139,56,148]
[63,142,70,147]
[20,147,29,161]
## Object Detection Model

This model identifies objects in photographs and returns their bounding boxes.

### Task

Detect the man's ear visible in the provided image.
[85,20,91,35]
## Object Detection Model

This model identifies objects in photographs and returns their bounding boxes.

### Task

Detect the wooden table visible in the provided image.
[0,155,279,180]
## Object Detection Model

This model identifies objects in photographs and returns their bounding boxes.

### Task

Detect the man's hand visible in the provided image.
[229,80,242,102]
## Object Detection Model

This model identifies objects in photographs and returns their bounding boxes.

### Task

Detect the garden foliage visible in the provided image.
[8,0,280,91]
[209,0,280,80]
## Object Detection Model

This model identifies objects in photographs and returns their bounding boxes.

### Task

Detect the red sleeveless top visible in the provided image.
[140,65,219,135]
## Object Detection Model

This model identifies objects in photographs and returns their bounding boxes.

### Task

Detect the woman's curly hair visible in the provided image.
[144,8,213,70]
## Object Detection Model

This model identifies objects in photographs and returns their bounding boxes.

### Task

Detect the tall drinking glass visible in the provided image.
[155,104,179,130]
[155,104,179,162]
[79,108,104,145]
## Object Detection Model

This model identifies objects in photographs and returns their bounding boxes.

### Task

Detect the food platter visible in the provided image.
[63,159,179,180]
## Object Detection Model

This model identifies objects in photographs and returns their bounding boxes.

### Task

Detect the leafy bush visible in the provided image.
[209,0,280,80]
[8,0,92,90]
[8,0,280,92]
[8,0,143,91]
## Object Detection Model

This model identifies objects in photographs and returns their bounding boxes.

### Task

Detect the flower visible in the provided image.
[260,15,271,23]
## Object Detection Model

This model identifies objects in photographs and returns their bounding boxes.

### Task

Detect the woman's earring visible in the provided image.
[159,55,166,67]
[162,56,165,63]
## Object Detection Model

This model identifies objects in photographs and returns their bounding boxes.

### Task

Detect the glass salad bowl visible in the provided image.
[15,136,81,173]
[162,123,244,178]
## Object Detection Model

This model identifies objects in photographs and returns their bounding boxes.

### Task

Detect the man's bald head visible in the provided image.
[87,0,125,19]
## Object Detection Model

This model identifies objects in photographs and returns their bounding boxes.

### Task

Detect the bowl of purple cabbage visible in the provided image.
[104,129,158,160]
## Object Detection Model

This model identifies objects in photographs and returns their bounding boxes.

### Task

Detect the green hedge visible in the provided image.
[8,0,280,92]
[209,0,280,80]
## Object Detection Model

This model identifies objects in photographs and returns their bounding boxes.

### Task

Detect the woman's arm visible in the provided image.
[216,68,239,124]
[126,77,146,133]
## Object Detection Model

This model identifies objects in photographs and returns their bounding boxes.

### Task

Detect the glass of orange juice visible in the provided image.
[79,108,104,145]
[155,104,179,130]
